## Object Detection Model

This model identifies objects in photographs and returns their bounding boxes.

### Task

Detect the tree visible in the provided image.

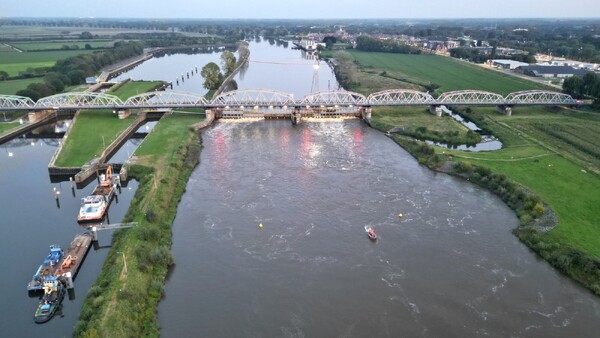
[200,62,222,90]
[84,43,92,50]
[0,71,8,81]
[27,83,54,97]
[44,73,65,92]
[16,88,41,101]
[220,50,237,76]
[323,36,337,49]
[67,70,86,84]
[562,76,585,99]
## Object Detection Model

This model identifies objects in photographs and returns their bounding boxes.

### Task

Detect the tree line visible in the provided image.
[355,35,421,54]
[562,72,600,107]
[15,42,143,101]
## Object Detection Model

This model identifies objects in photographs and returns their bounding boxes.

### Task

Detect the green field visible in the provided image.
[107,81,165,101]
[0,50,96,76]
[9,40,113,51]
[0,44,15,52]
[54,110,134,167]
[0,77,44,95]
[135,114,203,163]
[330,50,549,95]
[370,106,480,145]
[0,121,19,134]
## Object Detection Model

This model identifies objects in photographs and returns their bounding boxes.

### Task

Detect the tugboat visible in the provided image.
[77,195,108,223]
[28,245,63,292]
[365,226,377,241]
[33,276,65,323]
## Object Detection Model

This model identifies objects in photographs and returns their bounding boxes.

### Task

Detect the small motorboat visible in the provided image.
[365,226,377,240]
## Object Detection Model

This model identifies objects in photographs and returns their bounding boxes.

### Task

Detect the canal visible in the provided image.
[0,127,138,336]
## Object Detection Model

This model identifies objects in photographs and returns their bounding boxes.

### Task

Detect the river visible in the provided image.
[1,38,598,336]
[0,125,139,336]
[152,40,600,336]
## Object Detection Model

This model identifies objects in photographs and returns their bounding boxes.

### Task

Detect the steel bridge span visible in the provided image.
[0,89,585,115]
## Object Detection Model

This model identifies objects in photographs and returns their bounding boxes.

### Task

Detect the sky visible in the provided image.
[1,0,599,19]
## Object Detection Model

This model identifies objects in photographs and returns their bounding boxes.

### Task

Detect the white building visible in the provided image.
[491,59,529,70]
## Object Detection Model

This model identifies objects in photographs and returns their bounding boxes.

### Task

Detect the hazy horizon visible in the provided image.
[1,0,599,20]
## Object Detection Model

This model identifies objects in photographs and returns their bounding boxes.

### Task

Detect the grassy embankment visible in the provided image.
[53,81,164,167]
[74,113,204,337]
[53,109,133,167]
[106,80,165,101]
[0,111,28,134]
[331,50,600,294]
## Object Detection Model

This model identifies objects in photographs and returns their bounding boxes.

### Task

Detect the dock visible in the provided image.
[27,233,93,292]
[57,233,93,283]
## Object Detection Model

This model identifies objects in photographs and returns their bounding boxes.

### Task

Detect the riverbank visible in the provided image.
[74,114,205,337]
[330,49,600,295]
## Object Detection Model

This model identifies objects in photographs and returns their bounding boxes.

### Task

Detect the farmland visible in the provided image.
[326,50,550,95]
[0,49,97,76]
[0,77,45,95]
[8,40,114,51]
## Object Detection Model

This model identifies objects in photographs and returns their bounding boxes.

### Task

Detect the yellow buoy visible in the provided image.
[259,223,263,229]
[398,213,403,218]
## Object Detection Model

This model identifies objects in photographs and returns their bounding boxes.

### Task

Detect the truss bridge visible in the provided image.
[0,89,585,118]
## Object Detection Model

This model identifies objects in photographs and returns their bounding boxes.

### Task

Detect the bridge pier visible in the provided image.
[117,110,131,119]
[28,110,51,122]
[291,107,302,125]
[360,106,372,120]
[496,105,512,116]
[429,105,443,117]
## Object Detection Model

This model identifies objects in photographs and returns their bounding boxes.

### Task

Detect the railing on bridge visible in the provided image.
[437,90,506,105]
[505,90,578,105]
[124,91,209,107]
[0,94,35,109]
[300,90,366,106]
[0,88,584,111]
[367,89,435,105]
[212,88,294,107]
[36,92,122,109]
